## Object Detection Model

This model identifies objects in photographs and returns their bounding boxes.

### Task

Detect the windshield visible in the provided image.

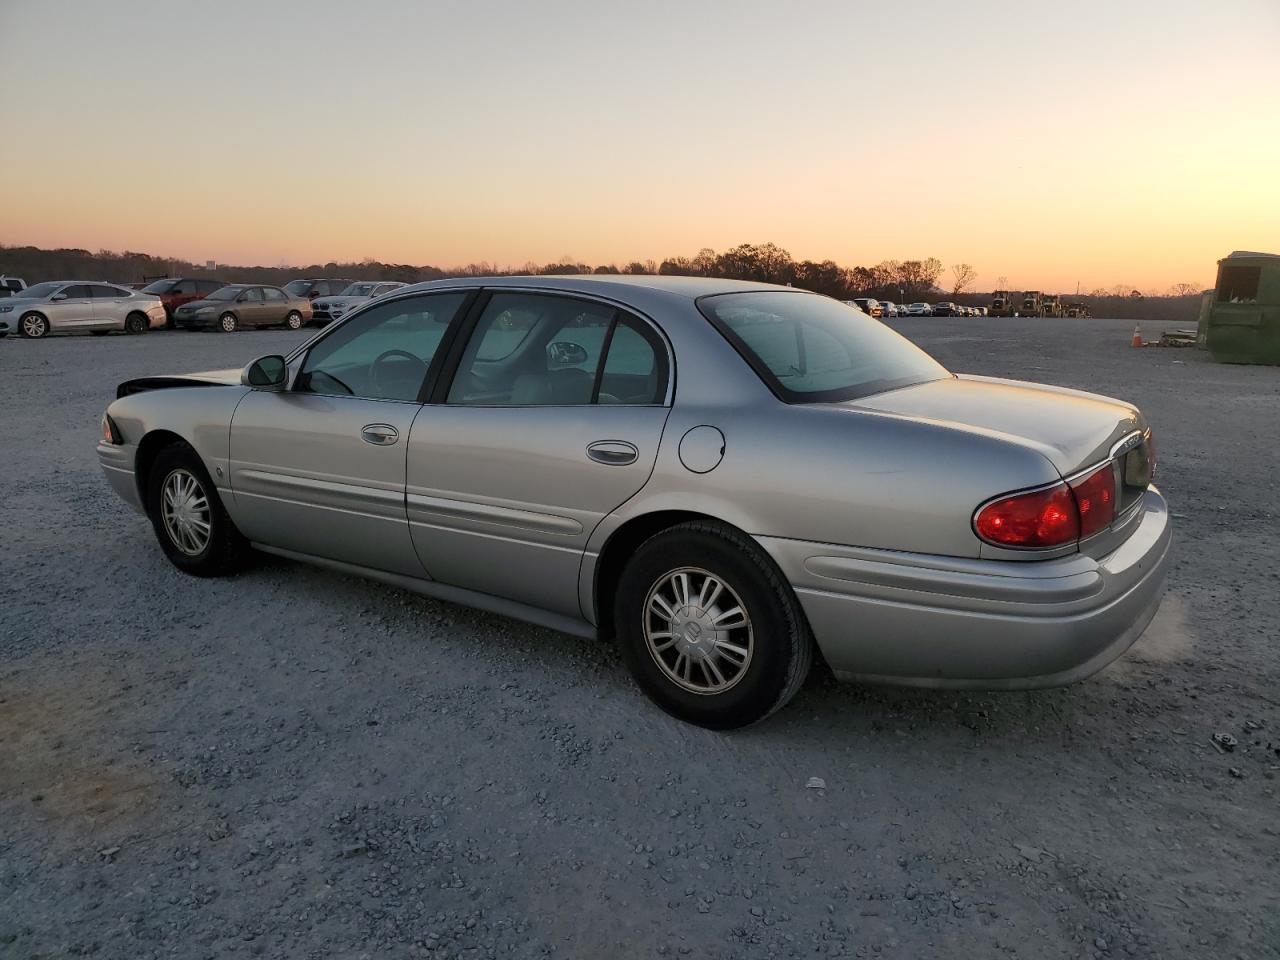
[21,282,65,299]
[208,286,242,300]
[142,279,178,294]
[339,283,377,297]
[284,280,312,296]
[699,291,949,403]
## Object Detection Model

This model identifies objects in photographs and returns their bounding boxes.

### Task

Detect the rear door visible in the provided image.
[405,291,672,618]
[228,291,471,575]
[261,286,288,324]
[89,284,131,328]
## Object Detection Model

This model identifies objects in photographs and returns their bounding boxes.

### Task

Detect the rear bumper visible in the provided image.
[757,486,1172,688]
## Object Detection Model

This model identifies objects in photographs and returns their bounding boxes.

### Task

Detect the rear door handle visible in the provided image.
[361,423,399,446]
[587,440,638,465]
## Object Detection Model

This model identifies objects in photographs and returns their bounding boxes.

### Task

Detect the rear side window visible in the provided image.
[698,291,948,403]
[263,287,285,302]
[89,284,125,298]
[447,293,668,406]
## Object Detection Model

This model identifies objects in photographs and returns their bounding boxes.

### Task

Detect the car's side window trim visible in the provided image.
[428,286,676,408]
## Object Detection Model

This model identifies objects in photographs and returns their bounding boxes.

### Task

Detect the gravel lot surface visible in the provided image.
[2,318,1277,959]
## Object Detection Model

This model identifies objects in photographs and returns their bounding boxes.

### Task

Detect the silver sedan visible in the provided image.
[96,276,1170,728]
[1,281,166,338]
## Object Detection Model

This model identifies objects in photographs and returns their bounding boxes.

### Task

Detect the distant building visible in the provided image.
[206,260,216,271]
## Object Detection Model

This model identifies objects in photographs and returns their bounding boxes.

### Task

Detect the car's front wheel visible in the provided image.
[284,310,303,330]
[146,443,248,577]
[218,312,238,333]
[19,312,49,338]
[615,521,813,729]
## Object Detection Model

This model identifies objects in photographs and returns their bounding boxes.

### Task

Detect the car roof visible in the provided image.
[395,274,807,302]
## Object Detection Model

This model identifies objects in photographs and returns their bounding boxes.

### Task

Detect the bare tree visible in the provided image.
[951,263,978,296]
[1170,282,1201,297]
[997,275,1009,291]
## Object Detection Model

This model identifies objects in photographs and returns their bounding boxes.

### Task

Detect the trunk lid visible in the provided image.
[851,374,1145,477]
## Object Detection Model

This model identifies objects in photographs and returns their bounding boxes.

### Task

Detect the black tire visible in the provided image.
[218,312,238,333]
[284,310,303,330]
[125,311,149,334]
[146,443,248,577]
[614,521,813,729]
[19,312,49,339]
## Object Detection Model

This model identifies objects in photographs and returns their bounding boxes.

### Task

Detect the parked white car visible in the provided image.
[0,281,166,338]
[0,276,27,299]
[904,302,933,317]
[311,281,407,326]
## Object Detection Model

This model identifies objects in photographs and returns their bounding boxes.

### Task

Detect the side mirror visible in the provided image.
[547,340,589,368]
[241,355,288,390]
[51,293,68,301]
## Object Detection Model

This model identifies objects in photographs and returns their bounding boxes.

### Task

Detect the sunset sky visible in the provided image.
[2,0,1277,291]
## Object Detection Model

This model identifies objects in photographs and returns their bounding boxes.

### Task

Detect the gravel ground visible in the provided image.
[1,318,1277,960]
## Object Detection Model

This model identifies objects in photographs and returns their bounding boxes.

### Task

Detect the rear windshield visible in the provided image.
[142,279,178,293]
[698,291,949,403]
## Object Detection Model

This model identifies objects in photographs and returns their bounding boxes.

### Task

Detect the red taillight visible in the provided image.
[1070,464,1116,539]
[974,483,1080,548]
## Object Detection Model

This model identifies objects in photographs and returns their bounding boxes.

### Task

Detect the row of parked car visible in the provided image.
[0,274,406,338]
[847,298,988,318]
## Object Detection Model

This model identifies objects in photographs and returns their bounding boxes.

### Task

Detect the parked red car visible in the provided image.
[140,278,228,327]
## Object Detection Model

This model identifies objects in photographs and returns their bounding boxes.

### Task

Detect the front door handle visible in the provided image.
[361,423,399,446]
[587,440,638,466]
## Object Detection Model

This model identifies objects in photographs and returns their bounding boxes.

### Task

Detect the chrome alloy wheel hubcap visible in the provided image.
[162,468,211,556]
[23,316,44,336]
[644,567,752,694]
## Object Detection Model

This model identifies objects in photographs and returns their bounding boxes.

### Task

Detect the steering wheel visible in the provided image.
[372,349,427,397]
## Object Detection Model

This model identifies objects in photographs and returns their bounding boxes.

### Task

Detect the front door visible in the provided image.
[227,290,471,576]
[406,291,672,618]
[49,284,96,330]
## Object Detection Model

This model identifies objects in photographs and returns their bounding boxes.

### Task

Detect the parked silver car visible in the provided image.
[311,281,407,325]
[903,302,933,317]
[97,276,1170,728]
[0,281,166,338]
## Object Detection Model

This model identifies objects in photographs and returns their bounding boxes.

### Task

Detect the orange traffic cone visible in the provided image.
[1131,324,1143,348]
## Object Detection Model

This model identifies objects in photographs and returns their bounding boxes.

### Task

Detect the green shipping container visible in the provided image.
[1205,250,1280,364]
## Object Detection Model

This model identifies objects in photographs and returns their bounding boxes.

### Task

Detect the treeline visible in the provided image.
[0,241,1202,322]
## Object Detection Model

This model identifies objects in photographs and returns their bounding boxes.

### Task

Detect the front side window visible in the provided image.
[699,291,948,403]
[296,292,468,402]
[142,279,177,294]
[447,293,667,406]
[60,284,92,299]
[239,288,263,302]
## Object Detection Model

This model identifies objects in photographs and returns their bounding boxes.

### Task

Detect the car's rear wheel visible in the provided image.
[615,521,813,729]
[125,311,150,334]
[19,312,49,338]
[146,443,248,577]
[284,310,303,330]
[218,312,238,333]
